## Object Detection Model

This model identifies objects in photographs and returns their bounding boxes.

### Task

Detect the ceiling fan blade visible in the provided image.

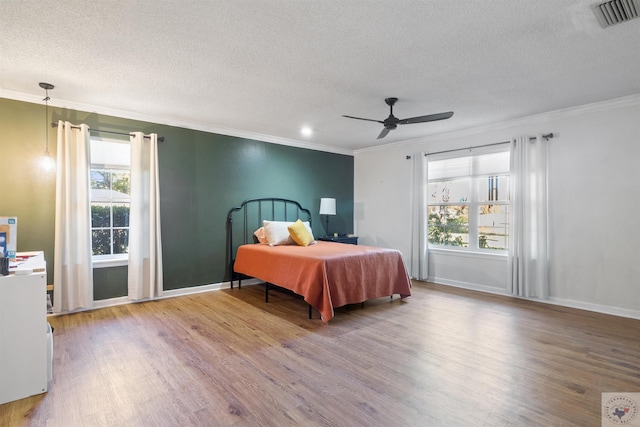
[398,111,454,125]
[377,127,392,139]
[342,115,383,124]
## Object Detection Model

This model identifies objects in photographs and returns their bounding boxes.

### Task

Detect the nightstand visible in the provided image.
[318,235,358,245]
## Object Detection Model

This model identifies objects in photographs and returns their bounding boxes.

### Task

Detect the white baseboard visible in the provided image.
[48,279,264,316]
[92,296,130,310]
[55,277,640,321]
[545,296,640,320]
[161,278,263,298]
[428,276,510,297]
[427,277,640,320]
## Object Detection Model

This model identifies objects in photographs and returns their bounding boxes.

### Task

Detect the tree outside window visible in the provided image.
[428,178,470,247]
[90,169,130,256]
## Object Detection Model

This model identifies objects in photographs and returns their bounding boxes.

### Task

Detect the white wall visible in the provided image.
[354,95,640,318]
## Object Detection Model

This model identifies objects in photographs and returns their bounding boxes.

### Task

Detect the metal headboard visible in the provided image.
[226,198,312,284]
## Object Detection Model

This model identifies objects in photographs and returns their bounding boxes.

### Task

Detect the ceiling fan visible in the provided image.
[343,97,454,139]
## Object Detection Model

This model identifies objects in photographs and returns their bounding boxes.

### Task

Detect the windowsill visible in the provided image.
[93,255,128,268]
[428,247,507,260]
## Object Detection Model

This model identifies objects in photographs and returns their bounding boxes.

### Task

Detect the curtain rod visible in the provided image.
[51,122,164,142]
[405,133,553,159]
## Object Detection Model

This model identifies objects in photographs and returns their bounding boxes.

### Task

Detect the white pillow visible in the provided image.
[303,221,316,243]
[263,220,294,246]
[263,220,314,246]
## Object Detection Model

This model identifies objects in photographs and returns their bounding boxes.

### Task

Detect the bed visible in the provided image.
[226,198,411,322]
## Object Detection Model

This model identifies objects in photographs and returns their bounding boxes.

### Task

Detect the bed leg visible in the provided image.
[265,282,269,303]
[308,304,312,319]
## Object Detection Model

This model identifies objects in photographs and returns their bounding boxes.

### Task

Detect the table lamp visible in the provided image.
[319,198,336,237]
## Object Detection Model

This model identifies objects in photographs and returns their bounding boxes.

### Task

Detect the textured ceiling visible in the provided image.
[1,0,639,153]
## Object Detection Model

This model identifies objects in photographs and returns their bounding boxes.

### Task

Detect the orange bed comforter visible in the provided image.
[233,241,411,322]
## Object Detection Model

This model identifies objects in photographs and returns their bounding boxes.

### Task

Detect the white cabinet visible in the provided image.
[0,253,49,404]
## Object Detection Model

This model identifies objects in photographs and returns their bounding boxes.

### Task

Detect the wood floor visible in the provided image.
[1,281,639,426]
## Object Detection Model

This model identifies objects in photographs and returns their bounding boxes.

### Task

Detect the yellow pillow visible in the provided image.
[288,219,315,247]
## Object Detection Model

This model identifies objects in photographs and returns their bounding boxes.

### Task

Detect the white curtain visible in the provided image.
[128,132,163,300]
[53,121,93,313]
[508,135,549,298]
[409,153,429,280]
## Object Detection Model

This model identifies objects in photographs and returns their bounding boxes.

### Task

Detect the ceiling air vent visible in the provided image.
[592,0,639,27]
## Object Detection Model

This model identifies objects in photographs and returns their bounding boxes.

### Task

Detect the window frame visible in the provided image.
[426,146,510,254]
[89,136,131,268]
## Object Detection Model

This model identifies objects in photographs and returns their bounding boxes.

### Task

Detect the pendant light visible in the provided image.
[39,82,55,171]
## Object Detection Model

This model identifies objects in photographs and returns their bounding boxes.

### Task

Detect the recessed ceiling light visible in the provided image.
[301,126,312,137]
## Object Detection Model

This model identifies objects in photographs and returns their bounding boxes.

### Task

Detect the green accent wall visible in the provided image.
[0,97,353,300]
[93,266,128,300]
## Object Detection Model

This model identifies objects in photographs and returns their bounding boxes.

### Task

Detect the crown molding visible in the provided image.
[0,88,354,157]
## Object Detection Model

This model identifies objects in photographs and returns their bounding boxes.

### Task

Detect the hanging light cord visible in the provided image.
[43,88,50,155]
[39,82,54,157]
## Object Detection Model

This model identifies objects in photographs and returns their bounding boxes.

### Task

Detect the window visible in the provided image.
[90,137,131,260]
[427,149,510,252]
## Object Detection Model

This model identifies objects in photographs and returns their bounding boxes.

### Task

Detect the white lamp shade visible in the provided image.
[319,198,336,215]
